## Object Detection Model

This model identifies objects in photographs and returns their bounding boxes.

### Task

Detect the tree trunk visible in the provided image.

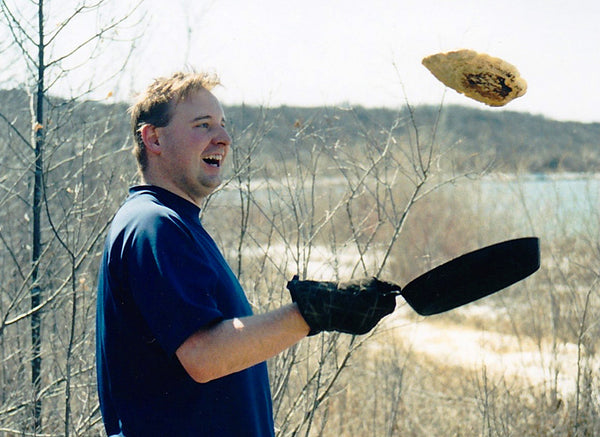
[30,0,45,431]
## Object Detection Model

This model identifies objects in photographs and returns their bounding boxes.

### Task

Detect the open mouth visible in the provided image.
[203,154,222,168]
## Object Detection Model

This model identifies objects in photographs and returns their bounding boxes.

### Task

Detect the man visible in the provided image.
[96,71,399,436]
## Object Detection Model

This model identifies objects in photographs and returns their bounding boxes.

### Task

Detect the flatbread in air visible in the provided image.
[422,49,527,107]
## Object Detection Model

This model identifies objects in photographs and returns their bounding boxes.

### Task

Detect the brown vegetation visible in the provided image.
[0,17,598,431]
[1,79,599,434]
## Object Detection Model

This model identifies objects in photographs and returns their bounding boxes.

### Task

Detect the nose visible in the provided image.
[215,126,232,147]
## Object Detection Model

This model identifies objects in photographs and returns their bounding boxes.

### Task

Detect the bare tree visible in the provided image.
[200,100,475,436]
[0,0,141,433]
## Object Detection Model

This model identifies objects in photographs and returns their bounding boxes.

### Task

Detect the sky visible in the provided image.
[4,0,600,123]
[123,0,599,123]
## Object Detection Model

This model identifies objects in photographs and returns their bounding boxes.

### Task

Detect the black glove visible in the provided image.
[286,275,401,336]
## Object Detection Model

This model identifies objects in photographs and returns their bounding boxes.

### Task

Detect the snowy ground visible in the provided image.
[383,305,593,396]
[239,242,597,398]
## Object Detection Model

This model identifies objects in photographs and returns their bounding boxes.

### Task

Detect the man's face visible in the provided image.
[154,88,232,203]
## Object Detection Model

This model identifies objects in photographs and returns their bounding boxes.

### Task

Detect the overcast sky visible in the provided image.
[118,0,597,123]
[5,0,597,123]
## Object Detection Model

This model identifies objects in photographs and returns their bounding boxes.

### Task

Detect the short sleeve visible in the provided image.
[123,210,224,355]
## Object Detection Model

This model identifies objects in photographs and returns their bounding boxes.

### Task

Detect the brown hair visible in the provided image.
[129,71,221,173]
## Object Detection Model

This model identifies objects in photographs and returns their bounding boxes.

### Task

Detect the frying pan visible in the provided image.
[401,237,540,316]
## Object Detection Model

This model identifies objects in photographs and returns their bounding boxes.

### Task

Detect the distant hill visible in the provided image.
[1,88,598,173]
[225,104,600,173]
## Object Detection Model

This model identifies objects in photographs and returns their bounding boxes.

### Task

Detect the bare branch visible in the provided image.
[0,0,37,65]
[0,110,34,150]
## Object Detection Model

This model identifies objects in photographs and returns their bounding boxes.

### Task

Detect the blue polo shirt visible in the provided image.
[96,186,274,436]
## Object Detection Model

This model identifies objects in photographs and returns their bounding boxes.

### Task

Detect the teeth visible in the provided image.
[203,154,223,167]
[204,154,222,161]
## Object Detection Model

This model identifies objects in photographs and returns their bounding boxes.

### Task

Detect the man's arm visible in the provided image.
[176,303,309,383]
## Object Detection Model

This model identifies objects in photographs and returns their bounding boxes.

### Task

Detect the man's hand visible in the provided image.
[286,276,401,336]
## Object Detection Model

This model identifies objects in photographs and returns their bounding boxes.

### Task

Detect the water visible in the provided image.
[215,173,600,240]
[474,174,599,238]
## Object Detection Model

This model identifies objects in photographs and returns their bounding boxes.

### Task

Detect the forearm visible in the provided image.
[176,303,310,383]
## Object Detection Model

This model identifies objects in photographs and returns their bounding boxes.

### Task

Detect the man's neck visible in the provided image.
[140,174,204,208]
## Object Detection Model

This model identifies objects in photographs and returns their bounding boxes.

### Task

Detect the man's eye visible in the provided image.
[195,122,210,129]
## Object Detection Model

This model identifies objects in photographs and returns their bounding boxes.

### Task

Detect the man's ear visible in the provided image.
[140,124,161,155]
